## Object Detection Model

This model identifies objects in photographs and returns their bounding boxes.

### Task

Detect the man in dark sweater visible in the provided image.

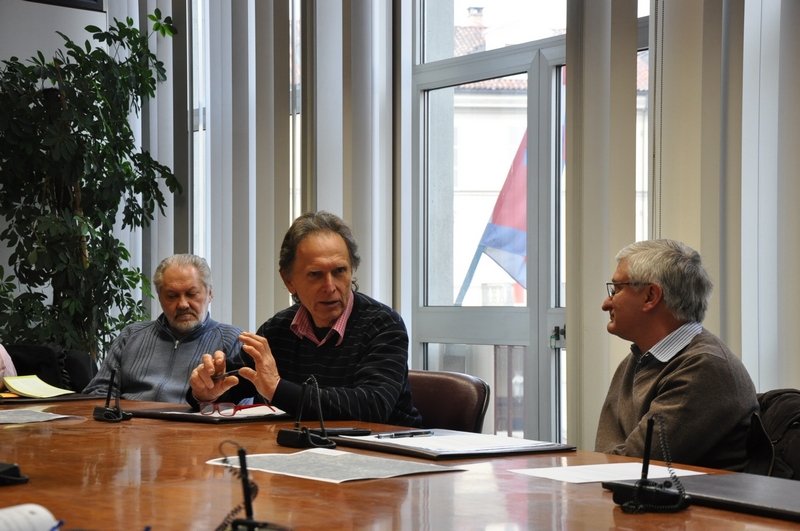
[595,239,758,471]
[189,211,421,427]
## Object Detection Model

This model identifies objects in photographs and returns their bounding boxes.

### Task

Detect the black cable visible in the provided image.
[620,413,689,514]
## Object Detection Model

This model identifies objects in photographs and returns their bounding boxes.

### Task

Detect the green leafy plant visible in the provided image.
[0,10,181,360]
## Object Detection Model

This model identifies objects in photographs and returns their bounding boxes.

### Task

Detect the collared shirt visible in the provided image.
[289,290,355,347]
[648,321,703,362]
[633,321,703,374]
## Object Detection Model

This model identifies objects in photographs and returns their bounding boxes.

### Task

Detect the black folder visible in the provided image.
[131,405,290,424]
[603,472,800,523]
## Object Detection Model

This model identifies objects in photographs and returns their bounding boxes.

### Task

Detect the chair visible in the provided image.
[751,388,800,480]
[5,344,98,392]
[62,349,99,393]
[408,369,490,433]
[5,344,67,389]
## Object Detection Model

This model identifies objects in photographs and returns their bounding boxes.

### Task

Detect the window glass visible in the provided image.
[191,0,208,256]
[425,343,526,437]
[290,0,302,220]
[424,0,567,63]
[558,347,566,443]
[425,75,528,307]
[554,66,566,307]
[636,49,649,241]
[415,1,568,442]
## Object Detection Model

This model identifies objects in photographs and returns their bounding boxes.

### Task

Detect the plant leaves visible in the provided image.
[0,11,171,360]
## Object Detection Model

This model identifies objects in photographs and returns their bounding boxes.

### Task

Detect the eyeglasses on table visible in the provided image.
[198,401,275,416]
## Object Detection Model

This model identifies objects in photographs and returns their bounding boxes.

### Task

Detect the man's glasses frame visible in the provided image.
[198,401,275,416]
[606,282,646,298]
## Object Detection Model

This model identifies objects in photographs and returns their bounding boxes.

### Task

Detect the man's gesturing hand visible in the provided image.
[236,332,281,401]
[189,350,238,403]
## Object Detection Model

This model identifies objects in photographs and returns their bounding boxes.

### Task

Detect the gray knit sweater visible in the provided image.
[84,313,243,403]
[595,329,758,471]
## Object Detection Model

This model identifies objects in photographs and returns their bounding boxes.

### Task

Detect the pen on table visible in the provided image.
[211,369,241,381]
[375,430,434,439]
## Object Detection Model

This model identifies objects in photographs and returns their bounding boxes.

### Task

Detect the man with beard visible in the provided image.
[84,254,243,403]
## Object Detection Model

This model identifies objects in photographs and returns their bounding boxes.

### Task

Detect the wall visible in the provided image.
[0,0,107,290]
[0,1,106,61]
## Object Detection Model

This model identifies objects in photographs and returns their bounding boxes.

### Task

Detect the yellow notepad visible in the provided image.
[2,375,75,398]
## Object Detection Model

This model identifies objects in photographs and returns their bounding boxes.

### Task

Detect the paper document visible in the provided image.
[345,431,561,452]
[207,448,466,483]
[0,408,74,424]
[2,375,74,398]
[334,429,574,460]
[511,462,706,483]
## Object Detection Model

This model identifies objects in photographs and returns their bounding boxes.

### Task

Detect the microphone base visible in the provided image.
[276,428,336,449]
[92,405,132,423]
[231,518,292,530]
[610,480,691,511]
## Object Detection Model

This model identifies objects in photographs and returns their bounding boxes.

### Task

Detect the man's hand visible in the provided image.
[237,332,281,401]
[189,350,238,403]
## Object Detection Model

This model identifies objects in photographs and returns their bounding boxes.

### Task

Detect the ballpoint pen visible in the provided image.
[375,430,434,439]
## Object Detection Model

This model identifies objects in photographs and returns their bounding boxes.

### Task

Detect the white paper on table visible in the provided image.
[510,462,706,483]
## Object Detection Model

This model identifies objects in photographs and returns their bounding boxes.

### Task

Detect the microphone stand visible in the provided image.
[276,376,336,449]
[610,414,690,512]
[92,367,132,422]
[229,446,290,531]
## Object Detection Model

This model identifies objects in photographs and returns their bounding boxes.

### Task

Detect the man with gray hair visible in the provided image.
[84,254,243,403]
[595,239,758,471]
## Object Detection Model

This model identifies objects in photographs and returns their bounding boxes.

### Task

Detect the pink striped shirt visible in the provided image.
[289,291,355,346]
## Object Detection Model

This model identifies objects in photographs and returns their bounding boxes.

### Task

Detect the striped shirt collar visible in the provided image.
[289,290,355,347]
[646,321,703,363]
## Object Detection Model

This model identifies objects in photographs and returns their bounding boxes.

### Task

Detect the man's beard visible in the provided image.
[168,308,206,335]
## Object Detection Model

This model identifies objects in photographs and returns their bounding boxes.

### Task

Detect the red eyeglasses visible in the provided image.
[198,401,275,416]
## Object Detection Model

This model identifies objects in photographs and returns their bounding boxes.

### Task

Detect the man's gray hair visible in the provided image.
[279,211,360,303]
[616,239,712,323]
[153,254,213,293]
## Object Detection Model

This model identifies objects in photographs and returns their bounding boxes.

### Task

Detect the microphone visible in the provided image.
[640,416,654,481]
[276,376,335,449]
[610,414,690,512]
[92,366,132,423]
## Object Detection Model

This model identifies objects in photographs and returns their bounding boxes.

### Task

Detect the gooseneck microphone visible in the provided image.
[276,375,336,449]
[92,366,132,423]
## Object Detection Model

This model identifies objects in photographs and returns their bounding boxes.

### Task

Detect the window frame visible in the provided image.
[409,17,566,440]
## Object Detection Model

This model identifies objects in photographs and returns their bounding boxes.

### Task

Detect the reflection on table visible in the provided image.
[0,399,796,530]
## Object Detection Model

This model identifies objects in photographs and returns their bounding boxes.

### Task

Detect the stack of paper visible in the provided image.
[2,375,74,398]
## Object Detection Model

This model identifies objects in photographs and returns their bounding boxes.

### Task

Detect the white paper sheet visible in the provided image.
[207,448,466,483]
[510,462,706,483]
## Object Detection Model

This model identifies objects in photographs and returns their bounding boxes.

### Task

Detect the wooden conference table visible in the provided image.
[1,398,797,531]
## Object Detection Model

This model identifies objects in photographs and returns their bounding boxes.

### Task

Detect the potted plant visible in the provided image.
[0,10,181,361]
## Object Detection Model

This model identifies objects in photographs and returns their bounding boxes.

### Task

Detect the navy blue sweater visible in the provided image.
[199,292,421,427]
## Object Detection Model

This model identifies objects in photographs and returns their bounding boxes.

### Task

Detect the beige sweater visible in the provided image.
[595,329,758,471]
